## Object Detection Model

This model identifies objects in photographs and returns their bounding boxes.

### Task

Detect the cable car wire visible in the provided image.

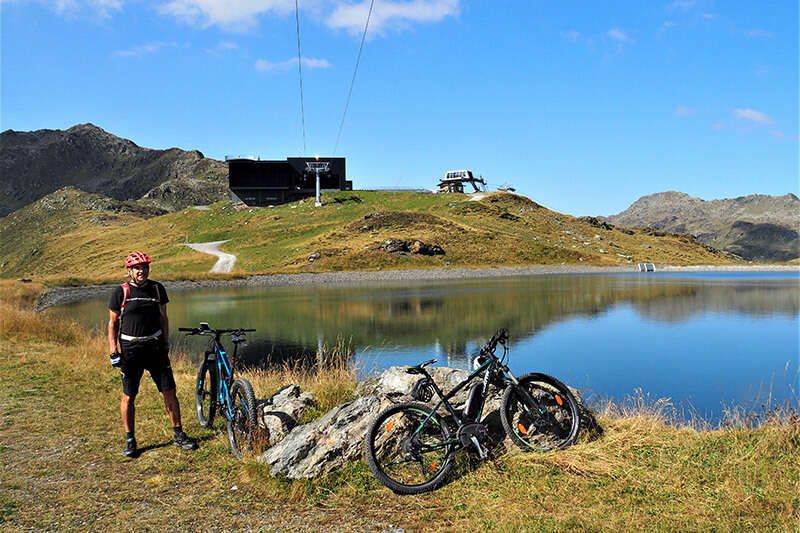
[333,0,375,155]
[295,0,307,154]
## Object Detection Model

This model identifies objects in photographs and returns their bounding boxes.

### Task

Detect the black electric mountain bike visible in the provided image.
[179,323,259,459]
[364,329,580,494]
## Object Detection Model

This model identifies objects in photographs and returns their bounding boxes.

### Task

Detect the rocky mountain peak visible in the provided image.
[0,124,227,216]
[66,123,105,133]
[606,191,799,261]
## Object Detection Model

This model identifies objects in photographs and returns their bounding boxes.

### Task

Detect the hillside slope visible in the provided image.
[0,189,732,282]
[0,123,228,216]
[605,191,799,261]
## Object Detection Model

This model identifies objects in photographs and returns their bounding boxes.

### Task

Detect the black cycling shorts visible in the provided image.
[119,340,176,397]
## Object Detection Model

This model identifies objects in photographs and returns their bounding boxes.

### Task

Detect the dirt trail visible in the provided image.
[184,240,236,273]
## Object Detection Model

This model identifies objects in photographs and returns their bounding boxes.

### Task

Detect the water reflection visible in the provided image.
[166,274,798,361]
[631,278,799,321]
[50,272,799,421]
[53,273,799,359]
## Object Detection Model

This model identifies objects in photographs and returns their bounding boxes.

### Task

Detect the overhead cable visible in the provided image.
[295,0,307,154]
[333,0,375,155]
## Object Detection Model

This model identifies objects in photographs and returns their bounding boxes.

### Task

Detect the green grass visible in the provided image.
[0,189,733,284]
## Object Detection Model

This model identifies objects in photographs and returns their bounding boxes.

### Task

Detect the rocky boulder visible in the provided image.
[578,216,615,231]
[380,239,445,256]
[408,240,445,255]
[260,395,393,479]
[380,239,408,253]
[258,384,316,446]
[357,365,478,407]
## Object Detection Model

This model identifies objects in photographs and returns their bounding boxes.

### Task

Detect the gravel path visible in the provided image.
[184,240,237,273]
[34,263,798,311]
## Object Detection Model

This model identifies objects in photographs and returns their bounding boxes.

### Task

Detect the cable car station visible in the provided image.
[226,156,350,207]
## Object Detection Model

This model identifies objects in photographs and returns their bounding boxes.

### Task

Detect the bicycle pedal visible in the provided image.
[470,436,488,460]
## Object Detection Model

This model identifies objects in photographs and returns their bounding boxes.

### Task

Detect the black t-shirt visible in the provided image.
[109,280,169,338]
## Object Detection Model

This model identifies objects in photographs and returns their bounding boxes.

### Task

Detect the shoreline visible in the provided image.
[33,263,799,311]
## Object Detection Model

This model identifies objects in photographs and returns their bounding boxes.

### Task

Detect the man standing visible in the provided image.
[108,251,198,457]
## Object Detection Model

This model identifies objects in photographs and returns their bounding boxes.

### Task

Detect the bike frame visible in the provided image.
[422,358,495,429]
[411,359,495,449]
[202,334,241,422]
[411,344,547,451]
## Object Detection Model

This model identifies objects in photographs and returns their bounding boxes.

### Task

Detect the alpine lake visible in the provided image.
[51,271,799,424]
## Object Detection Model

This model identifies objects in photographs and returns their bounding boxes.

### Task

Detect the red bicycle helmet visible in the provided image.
[124,251,152,268]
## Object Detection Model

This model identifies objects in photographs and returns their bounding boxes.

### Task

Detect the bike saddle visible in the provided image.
[406,359,437,375]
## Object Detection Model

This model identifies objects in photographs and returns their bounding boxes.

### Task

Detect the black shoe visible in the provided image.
[123,437,138,458]
[173,431,198,450]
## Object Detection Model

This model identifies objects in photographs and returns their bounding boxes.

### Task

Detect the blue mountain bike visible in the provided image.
[179,323,259,459]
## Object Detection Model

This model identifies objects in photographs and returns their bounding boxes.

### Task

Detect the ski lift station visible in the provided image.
[437,170,487,193]
[226,156,351,207]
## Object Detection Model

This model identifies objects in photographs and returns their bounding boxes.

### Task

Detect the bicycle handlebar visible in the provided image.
[178,325,256,335]
[480,328,509,357]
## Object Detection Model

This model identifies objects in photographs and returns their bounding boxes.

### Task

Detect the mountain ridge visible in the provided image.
[0,123,228,216]
[605,191,799,261]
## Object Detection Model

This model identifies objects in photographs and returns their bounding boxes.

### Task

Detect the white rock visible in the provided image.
[259,384,316,446]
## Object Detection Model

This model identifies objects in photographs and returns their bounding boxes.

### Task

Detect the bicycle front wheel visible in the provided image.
[195,359,218,428]
[501,373,580,452]
[364,402,454,495]
[226,378,258,459]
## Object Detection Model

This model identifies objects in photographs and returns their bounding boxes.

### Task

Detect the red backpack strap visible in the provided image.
[120,282,131,312]
[116,282,131,346]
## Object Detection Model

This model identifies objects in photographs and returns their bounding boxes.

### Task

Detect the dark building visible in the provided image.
[227,156,350,207]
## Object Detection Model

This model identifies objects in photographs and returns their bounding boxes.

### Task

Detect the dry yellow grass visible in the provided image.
[243,337,358,420]
[0,299,88,346]
[0,280,44,309]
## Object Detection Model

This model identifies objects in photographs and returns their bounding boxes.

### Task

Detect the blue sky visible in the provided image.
[1,0,797,215]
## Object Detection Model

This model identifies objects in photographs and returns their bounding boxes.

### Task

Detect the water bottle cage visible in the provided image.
[410,378,434,402]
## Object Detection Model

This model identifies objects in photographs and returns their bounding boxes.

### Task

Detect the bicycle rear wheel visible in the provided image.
[501,373,580,452]
[364,402,454,495]
[226,378,258,459]
[195,359,218,428]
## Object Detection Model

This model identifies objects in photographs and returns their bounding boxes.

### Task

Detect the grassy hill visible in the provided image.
[0,188,732,284]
